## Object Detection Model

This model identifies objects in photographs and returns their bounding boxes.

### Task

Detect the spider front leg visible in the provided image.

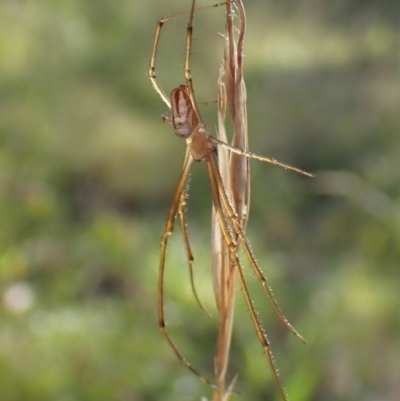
[206,155,290,401]
[158,150,216,389]
[178,184,212,318]
[209,154,306,343]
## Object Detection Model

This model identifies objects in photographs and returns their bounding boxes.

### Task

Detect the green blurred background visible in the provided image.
[1,0,399,400]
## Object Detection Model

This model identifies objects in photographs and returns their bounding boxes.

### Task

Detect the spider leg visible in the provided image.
[184,0,203,124]
[211,136,315,177]
[206,153,289,401]
[209,153,306,343]
[158,149,216,389]
[178,186,212,318]
[149,2,227,108]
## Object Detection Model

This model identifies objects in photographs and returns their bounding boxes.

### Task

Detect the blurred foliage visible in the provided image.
[1,0,400,400]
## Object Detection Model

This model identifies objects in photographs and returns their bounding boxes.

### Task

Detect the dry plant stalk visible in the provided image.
[212,1,248,400]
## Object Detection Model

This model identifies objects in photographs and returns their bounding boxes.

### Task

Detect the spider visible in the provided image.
[148,1,313,399]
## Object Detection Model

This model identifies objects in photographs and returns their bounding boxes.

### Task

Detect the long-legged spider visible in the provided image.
[148,1,313,399]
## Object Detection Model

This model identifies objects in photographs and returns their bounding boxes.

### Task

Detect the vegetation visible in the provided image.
[0,0,399,400]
